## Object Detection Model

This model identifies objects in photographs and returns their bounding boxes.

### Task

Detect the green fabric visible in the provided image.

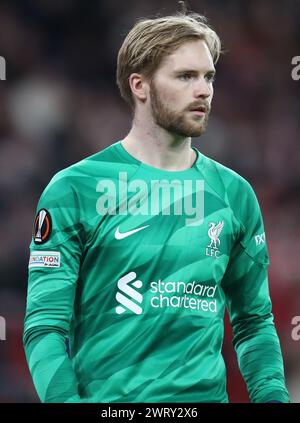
[23,140,290,403]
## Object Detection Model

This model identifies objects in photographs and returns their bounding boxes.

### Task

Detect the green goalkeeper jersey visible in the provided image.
[23,140,289,403]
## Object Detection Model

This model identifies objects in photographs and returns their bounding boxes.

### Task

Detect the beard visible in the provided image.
[149,81,210,137]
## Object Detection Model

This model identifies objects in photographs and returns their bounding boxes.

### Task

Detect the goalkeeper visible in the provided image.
[23,6,290,403]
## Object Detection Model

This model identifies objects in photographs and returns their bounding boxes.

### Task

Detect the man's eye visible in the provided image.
[178,74,194,81]
[206,74,216,83]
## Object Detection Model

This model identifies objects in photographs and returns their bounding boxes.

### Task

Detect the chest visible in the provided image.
[85,184,239,283]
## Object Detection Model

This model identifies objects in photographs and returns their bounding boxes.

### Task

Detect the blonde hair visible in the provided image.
[116,11,221,109]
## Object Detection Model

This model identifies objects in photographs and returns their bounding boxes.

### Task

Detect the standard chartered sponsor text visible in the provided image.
[150,280,217,312]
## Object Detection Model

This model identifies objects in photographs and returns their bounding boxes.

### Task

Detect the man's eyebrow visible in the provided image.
[173,68,216,75]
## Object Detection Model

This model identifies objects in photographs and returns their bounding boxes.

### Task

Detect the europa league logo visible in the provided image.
[33,209,52,244]
[35,209,47,243]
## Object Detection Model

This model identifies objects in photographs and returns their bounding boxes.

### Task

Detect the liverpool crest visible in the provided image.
[206,221,224,258]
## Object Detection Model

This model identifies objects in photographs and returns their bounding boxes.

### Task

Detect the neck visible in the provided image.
[122,114,196,171]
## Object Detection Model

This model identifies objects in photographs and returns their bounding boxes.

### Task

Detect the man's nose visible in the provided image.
[193,78,212,98]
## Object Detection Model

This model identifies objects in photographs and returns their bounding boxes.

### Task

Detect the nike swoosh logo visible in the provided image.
[115,225,149,240]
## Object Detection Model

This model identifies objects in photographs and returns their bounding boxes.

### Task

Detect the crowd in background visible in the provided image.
[0,0,299,402]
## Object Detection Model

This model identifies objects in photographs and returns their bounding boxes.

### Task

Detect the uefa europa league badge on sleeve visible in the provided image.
[33,209,52,244]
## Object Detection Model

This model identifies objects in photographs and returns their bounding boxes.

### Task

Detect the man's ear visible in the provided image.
[128,73,149,103]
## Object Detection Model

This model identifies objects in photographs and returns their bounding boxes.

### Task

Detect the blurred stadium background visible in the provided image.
[0,0,299,402]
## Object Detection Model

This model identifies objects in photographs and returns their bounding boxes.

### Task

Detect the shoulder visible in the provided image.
[42,141,136,197]
[201,153,253,195]
[199,153,262,224]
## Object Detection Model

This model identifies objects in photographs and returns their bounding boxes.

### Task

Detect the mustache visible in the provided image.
[187,102,211,113]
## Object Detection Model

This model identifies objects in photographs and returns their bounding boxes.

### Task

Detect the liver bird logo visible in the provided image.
[208,221,224,249]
